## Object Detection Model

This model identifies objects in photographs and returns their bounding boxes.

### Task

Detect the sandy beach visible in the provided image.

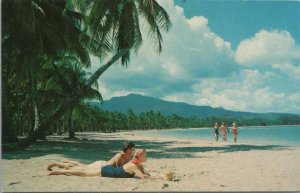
[2,131,300,192]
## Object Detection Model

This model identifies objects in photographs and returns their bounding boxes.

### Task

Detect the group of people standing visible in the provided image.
[213,122,238,143]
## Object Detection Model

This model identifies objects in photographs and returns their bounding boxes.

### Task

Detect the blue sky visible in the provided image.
[174,0,300,49]
[90,0,300,114]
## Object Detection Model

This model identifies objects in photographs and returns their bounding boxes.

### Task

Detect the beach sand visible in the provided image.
[2,131,300,192]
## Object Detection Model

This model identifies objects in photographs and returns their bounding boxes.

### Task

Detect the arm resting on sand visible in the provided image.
[133,167,150,179]
[138,165,150,175]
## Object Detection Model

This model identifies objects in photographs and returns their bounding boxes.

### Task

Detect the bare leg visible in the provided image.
[47,162,77,171]
[87,161,107,169]
[48,168,100,177]
[62,160,84,166]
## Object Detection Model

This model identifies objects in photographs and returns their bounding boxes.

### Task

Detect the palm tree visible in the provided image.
[82,0,171,64]
[127,108,136,130]
[2,0,99,142]
[42,56,103,138]
[2,0,171,151]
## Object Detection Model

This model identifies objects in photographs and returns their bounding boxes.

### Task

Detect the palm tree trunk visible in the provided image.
[2,65,18,143]
[68,107,75,139]
[85,49,129,86]
[2,49,129,151]
[29,69,46,140]
[29,69,40,131]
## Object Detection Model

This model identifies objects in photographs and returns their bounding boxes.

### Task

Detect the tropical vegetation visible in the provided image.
[2,0,171,151]
[67,106,300,132]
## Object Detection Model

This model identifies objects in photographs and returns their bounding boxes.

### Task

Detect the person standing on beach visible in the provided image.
[232,123,238,143]
[212,122,220,142]
[47,142,136,171]
[221,122,227,142]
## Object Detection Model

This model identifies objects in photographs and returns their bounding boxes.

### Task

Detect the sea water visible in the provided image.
[136,125,300,146]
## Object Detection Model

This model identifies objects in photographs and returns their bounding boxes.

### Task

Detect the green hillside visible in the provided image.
[90,93,299,121]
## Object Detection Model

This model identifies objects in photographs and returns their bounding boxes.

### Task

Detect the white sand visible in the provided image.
[2,131,300,192]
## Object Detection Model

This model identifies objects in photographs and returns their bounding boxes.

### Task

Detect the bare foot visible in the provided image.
[48,170,61,176]
[47,163,55,171]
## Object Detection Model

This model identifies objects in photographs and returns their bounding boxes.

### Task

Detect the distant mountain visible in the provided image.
[89,93,297,120]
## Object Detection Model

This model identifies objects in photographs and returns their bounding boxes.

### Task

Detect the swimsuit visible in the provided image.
[214,127,219,135]
[101,165,135,178]
[221,126,226,134]
[233,128,237,135]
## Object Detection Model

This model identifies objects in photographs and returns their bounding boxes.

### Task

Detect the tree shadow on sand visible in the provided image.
[2,135,293,161]
[167,144,291,153]
[1,137,178,162]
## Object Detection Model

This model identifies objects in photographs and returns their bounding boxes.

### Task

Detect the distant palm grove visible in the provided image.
[57,106,300,133]
[2,0,171,151]
[10,102,300,136]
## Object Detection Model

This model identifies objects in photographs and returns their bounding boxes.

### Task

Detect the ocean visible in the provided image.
[136,125,300,146]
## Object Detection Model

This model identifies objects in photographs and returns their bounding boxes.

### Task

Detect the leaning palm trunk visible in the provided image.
[2,49,129,151]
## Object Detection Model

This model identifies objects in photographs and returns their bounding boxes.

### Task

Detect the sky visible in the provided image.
[89,0,300,115]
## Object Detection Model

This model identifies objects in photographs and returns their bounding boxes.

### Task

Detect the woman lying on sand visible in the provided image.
[47,142,135,171]
[48,149,151,179]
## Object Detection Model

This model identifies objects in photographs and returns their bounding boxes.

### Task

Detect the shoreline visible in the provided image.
[118,124,300,133]
[133,125,300,147]
[2,131,300,191]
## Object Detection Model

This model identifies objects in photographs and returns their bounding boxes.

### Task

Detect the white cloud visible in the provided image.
[235,30,300,66]
[98,81,146,99]
[93,0,238,98]
[187,16,209,32]
[272,62,300,82]
[88,1,300,114]
[162,69,300,114]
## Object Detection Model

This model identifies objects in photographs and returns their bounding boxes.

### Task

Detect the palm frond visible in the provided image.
[136,0,171,53]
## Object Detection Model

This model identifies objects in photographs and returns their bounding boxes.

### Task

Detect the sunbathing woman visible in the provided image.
[48,149,151,179]
[47,142,135,171]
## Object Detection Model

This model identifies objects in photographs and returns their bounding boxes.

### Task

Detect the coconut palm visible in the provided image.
[2,0,100,143]
[2,0,171,151]
[40,56,103,138]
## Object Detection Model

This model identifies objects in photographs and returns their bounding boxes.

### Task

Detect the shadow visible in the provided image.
[2,134,292,161]
[2,137,179,161]
[165,144,291,154]
[146,144,292,159]
[148,151,198,159]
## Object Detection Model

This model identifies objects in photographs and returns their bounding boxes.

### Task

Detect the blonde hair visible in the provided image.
[135,149,146,159]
